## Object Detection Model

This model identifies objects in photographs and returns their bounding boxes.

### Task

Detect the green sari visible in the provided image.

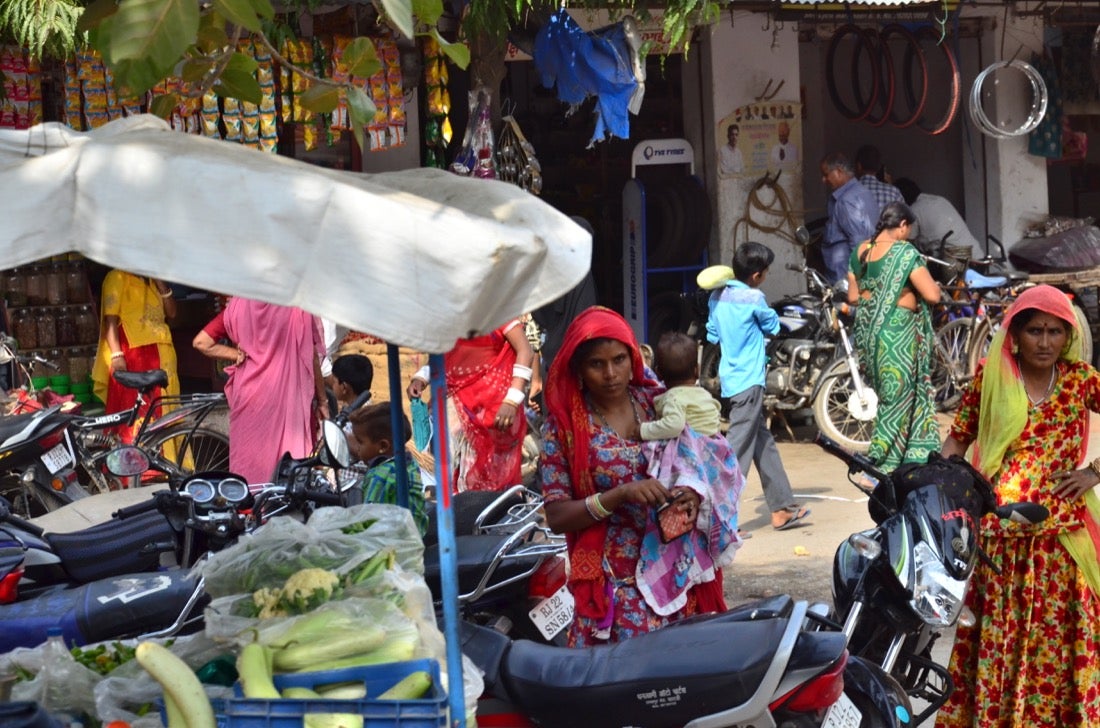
[850,242,940,470]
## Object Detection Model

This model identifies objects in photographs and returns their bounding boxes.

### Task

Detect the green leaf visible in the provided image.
[299,83,340,114]
[247,0,275,21]
[212,0,263,33]
[99,0,199,69]
[346,85,375,159]
[195,11,229,53]
[215,69,262,103]
[180,57,215,84]
[224,51,259,75]
[430,29,469,70]
[149,93,179,119]
[76,0,119,34]
[411,0,443,26]
[343,37,381,79]
[379,0,413,39]
[108,56,168,97]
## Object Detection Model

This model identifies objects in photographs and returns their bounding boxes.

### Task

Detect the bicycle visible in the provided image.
[69,368,229,491]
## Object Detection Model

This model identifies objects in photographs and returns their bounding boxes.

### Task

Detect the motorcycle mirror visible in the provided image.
[104,446,151,478]
[995,501,1050,525]
[794,225,811,247]
[318,420,351,469]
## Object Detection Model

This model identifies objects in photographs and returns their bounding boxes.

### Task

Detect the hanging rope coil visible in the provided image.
[732,171,804,246]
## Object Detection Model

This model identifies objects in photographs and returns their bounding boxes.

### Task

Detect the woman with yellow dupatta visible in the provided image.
[937,285,1100,727]
[91,270,179,444]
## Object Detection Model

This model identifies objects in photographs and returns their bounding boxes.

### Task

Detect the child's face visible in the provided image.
[350,425,387,463]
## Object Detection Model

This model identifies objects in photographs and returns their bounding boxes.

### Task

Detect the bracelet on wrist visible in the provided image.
[584,495,607,521]
[159,289,173,298]
[512,364,533,382]
[592,492,613,518]
[110,351,125,360]
[503,387,526,406]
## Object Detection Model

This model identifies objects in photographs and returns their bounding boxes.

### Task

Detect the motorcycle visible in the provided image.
[461,595,912,727]
[692,259,877,452]
[0,421,354,652]
[814,433,1049,725]
[422,484,571,646]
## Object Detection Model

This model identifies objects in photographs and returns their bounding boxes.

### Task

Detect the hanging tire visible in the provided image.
[812,360,873,453]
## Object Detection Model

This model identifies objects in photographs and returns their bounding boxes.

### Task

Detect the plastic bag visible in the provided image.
[196,503,424,599]
[91,633,232,727]
[6,636,102,722]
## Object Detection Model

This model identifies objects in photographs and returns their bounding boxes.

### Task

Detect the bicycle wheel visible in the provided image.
[812,360,873,453]
[145,426,230,478]
[931,317,974,412]
[967,318,996,374]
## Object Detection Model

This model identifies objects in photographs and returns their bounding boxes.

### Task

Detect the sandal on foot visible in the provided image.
[772,507,811,531]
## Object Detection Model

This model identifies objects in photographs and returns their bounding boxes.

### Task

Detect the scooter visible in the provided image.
[815,434,1049,725]
[461,595,912,727]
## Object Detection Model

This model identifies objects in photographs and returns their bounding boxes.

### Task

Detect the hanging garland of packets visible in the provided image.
[421,36,452,169]
[280,35,406,153]
[62,49,143,130]
[0,46,44,129]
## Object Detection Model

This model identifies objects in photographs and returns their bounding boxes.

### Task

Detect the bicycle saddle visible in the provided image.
[113,369,169,391]
[964,268,1008,290]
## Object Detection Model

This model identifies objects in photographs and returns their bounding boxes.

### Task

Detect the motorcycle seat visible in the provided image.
[112,369,169,391]
[501,619,790,727]
[0,569,204,653]
[45,509,177,584]
[0,406,66,448]
[666,595,794,627]
[423,534,546,600]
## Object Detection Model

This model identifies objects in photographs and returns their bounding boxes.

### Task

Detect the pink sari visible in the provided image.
[220,299,323,485]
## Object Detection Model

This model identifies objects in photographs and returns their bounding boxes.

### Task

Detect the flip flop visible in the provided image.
[773,507,811,531]
[737,528,754,540]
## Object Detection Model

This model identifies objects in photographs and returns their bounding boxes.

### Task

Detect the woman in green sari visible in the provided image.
[846,202,942,471]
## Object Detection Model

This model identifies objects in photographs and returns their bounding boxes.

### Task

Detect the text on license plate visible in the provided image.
[529,584,574,641]
[41,442,73,475]
[822,692,862,728]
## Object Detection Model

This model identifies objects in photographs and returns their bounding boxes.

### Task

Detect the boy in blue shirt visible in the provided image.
[706,241,809,532]
[348,401,429,537]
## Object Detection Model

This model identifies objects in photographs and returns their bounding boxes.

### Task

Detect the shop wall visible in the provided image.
[700,14,805,300]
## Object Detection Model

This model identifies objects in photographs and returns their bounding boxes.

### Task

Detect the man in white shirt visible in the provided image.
[895,177,984,260]
[719,123,744,177]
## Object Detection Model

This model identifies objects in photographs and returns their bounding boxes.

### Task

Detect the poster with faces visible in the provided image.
[717,102,802,179]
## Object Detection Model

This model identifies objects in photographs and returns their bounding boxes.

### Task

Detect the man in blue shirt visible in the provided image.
[820,152,877,283]
[707,241,809,532]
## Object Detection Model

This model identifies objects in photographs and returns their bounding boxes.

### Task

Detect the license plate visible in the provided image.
[529,584,574,641]
[41,442,73,475]
[822,692,862,728]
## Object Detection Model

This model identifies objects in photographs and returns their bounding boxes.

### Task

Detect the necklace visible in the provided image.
[1025,365,1057,406]
[587,393,641,432]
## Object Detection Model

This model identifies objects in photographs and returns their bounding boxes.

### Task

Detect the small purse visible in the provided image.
[656,492,696,543]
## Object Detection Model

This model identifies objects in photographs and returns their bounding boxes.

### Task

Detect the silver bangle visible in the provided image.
[512,364,533,381]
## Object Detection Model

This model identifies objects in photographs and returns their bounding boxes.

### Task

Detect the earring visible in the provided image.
[1011,343,1019,355]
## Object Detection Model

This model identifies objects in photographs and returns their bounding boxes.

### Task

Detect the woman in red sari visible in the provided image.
[407,319,535,492]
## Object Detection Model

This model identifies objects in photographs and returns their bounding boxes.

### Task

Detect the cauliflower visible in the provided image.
[280,568,341,613]
[252,587,288,619]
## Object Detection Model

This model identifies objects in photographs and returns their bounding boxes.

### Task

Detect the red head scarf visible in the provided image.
[544,306,657,620]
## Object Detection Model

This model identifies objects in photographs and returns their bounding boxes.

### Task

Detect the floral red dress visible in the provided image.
[935,359,1100,727]
[541,385,706,646]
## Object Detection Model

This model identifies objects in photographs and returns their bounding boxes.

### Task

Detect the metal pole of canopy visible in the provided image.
[386,343,410,509]
[428,352,466,727]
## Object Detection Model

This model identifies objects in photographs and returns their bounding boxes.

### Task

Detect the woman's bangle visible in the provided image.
[592,492,612,518]
[584,495,608,521]
[159,289,173,299]
[110,351,125,360]
[512,364,533,381]
[503,387,526,406]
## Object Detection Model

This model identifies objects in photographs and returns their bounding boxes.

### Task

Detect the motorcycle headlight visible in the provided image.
[910,540,968,627]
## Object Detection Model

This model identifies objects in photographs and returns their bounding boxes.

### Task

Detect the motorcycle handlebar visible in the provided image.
[334,389,373,428]
[814,433,889,486]
[304,489,343,507]
[112,495,164,520]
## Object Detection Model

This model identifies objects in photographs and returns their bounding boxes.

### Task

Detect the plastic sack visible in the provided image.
[196,503,424,599]
[6,636,101,721]
[91,633,232,727]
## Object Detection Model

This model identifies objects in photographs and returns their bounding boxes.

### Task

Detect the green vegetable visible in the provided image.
[340,518,378,535]
[273,627,388,672]
[377,671,432,700]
